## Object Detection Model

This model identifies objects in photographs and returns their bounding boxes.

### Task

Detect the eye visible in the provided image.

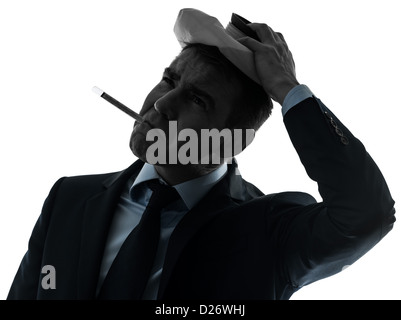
[191,95,206,108]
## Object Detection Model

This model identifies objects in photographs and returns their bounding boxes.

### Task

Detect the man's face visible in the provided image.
[129,47,243,163]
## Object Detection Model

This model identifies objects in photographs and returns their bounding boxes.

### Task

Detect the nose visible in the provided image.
[153,91,180,120]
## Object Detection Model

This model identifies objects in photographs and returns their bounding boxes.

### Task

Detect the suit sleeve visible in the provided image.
[7,177,65,300]
[279,96,395,289]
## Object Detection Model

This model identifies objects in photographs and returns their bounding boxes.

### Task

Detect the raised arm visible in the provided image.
[240,23,396,288]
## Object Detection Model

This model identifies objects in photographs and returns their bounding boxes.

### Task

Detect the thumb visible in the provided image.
[237,36,264,51]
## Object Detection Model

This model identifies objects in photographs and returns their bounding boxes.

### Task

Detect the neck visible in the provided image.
[154,163,222,186]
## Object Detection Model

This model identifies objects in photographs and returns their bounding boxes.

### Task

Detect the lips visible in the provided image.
[142,114,168,130]
[135,108,169,131]
[142,120,154,128]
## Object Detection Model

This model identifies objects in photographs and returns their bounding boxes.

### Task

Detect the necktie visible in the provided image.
[98,179,180,299]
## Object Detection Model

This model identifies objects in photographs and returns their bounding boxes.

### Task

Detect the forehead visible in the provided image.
[169,48,241,95]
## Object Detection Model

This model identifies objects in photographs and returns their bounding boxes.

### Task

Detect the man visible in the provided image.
[7,8,395,300]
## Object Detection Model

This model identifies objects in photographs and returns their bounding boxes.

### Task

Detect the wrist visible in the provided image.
[270,80,299,105]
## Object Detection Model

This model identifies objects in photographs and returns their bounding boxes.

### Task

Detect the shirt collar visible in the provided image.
[130,163,228,210]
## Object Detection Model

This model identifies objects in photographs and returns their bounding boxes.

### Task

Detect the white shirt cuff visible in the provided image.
[282,84,314,116]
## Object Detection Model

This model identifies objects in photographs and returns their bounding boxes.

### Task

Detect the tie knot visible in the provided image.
[146,179,180,210]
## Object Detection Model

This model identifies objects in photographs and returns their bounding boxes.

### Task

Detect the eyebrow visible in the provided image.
[163,67,216,109]
[164,67,180,81]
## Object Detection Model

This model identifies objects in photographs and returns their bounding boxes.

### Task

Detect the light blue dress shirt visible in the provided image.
[282,84,314,116]
[96,162,228,298]
[96,84,314,299]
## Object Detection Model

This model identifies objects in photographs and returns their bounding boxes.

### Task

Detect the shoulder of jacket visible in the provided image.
[269,191,317,208]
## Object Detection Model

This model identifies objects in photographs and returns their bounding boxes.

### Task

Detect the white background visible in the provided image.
[1,0,400,300]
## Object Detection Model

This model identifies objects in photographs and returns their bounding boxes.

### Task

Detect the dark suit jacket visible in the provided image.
[7,97,395,300]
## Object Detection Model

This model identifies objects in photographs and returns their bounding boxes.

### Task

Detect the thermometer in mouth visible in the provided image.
[92,86,143,123]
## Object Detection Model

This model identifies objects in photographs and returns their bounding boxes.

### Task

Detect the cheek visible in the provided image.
[186,113,228,132]
[140,85,163,114]
[176,117,208,134]
[129,127,154,161]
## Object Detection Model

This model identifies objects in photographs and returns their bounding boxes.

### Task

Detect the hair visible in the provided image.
[181,43,273,131]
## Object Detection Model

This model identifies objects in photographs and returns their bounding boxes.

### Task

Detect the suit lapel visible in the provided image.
[74,158,253,299]
[76,161,144,299]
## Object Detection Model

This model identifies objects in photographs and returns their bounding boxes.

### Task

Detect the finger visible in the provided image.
[237,36,265,51]
[237,36,277,56]
[238,36,282,60]
[276,32,285,42]
[248,23,286,45]
[247,23,275,43]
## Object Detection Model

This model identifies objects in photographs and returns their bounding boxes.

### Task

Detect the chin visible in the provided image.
[129,131,149,162]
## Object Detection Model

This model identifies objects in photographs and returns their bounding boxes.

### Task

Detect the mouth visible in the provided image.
[142,120,154,128]
[134,119,153,128]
